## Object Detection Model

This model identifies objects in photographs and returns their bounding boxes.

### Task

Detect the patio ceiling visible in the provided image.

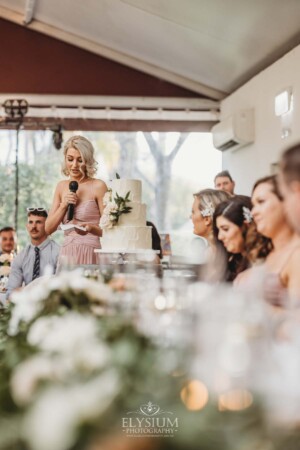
[1,0,300,130]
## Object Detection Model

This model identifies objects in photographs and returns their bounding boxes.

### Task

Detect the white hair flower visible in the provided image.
[200,201,215,217]
[243,206,252,223]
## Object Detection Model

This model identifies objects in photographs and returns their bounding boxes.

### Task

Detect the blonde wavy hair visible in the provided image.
[193,188,231,244]
[193,188,231,216]
[62,135,98,179]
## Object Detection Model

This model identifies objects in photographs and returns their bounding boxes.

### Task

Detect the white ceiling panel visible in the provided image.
[1,0,300,97]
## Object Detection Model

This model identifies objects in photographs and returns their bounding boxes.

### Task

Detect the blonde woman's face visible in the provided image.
[216,216,244,254]
[190,197,210,237]
[66,147,85,179]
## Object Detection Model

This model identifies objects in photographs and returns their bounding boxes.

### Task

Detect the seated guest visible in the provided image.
[214,170,235,195]
[189,189,231,272]
[213,196,271,281]
[191,188,231,247]
[279,143,300,234]
[251,175,300,303]
[0,226,16,255]
[6,208,60,299]
[146,221,163,261]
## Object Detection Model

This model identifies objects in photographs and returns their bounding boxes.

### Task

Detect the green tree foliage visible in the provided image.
[0,131,61,248]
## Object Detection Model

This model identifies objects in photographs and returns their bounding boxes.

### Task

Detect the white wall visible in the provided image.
[220,44,300,195]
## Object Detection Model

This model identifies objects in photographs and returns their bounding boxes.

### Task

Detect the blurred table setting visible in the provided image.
[1,255,300,450]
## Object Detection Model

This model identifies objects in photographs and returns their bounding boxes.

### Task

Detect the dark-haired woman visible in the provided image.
[213,196,271,282]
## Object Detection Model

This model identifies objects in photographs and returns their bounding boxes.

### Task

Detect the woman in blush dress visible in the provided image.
[45,135,108,266]
[216,176,300,304]
[279,143,300,235]
[251,175,300,304]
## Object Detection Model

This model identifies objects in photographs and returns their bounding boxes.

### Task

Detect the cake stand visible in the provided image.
[95,249,160,264]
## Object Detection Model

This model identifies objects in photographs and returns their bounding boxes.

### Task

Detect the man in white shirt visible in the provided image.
[6,208,60,298]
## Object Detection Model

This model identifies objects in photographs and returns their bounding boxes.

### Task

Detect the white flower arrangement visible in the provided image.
[1,267,179,450]
[0,265,11,277]
[0,253,13,264]
[102,190,112,206]
[2,268,288,450]
[100,187,132,229]
[11,312,112,407]
[8,269,113,335]
[23,370,120,450]
[0,252,13,277]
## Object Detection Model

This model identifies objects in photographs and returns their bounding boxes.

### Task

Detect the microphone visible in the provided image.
[67,181,79,221]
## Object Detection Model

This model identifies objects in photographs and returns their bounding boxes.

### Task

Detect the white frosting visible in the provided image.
[101,226,152,251]
[118,202,146,226]
[111,179,141,203]
[101,178,152,251]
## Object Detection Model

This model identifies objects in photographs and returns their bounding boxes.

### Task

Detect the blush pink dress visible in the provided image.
[59,181,101,265]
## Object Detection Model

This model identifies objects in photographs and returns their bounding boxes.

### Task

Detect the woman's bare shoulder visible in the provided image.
[52,180,67,195]
[288,245,300,265]
[234,265,265,287]
[234,268,253,286]
[93,179,108,190]
[56,180,69,189]
[281,244,300,281]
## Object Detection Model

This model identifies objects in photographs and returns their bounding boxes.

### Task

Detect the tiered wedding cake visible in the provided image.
[100,179,152,251]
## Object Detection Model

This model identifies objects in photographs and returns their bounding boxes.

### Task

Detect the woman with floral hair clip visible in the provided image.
[213,196,271,281]
[191,189,231,245]
[189,189,231,274]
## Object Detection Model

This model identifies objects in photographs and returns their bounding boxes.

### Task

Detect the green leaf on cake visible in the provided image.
[108,186,133,225]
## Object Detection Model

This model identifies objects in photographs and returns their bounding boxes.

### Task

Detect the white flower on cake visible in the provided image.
[100,179,133,229]
[102,190,112,206]
[99,213,113,229]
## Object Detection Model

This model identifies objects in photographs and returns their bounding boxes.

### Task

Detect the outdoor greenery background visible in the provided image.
[0,130,221,250]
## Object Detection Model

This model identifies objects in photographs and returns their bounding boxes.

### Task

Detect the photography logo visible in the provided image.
[122,401,179,438]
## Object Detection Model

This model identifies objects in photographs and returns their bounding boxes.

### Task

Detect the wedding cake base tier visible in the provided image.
[101,225,152,252]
